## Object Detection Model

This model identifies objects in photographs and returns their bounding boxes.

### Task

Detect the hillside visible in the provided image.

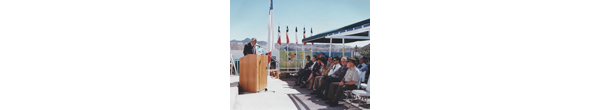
[230,38,362,52]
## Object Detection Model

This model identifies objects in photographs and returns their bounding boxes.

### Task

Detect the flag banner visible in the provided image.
[277,26,281,45]
[286,26,289,44]
[269,0,273,11]
[295,27,298,44]
[303,27,306,45]
[311,28,314,45]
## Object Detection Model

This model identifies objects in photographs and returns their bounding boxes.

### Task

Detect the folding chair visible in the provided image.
[351,76,370,106]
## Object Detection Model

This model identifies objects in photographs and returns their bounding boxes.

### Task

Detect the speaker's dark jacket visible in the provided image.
[243,42,254,56]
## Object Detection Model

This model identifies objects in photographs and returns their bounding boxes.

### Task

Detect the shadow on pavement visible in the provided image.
[280,77,362,110]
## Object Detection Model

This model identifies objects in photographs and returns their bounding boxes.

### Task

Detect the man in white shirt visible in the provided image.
[327,58,361,107]
[327,57,342,76]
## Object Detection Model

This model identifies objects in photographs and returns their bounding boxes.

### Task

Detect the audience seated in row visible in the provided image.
[293,55,369,107]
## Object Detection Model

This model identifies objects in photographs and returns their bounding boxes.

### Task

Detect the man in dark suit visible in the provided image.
[295,56,315,85]
[301,56,314,71]
[300,58,324,88]
[243,38,257,56]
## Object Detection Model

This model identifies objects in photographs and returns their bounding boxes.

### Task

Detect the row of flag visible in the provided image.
[276,26,313,45]
[268,0,315,68]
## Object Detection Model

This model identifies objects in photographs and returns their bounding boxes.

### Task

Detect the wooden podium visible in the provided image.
[239,54,268,92]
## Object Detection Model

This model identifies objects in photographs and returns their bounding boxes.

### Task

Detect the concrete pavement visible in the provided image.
[231,75,368,110]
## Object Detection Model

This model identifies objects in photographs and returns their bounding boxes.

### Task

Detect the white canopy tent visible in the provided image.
[302,18,370,57]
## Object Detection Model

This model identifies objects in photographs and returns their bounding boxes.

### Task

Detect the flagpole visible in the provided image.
[286,26,288,68]
[268,0,275,71]
[286,43,288,68]
[277,24,280,69]
[268,0,273,55]
[294,27,298,68]
[301,27,305,68]
[267,18,271,56]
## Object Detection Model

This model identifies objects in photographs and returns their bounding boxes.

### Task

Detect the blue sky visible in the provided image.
[231,0,370,47]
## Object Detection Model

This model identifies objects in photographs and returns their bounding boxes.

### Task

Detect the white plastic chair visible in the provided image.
[359,71,367,89]
[346,70,367,99]
[351,76,370,106]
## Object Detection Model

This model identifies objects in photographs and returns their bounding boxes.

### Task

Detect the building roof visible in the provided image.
[302,19,370,43]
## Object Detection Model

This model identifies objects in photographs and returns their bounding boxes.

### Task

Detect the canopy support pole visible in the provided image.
[329,37,332,57]
[342,38,345,57]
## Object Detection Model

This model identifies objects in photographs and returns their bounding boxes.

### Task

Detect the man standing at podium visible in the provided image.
[243,38,257,56]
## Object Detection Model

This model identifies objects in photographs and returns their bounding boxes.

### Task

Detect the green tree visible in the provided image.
[359,44,370,58]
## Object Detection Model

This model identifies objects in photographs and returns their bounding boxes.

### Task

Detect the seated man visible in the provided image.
[365,59,370,83]
[358,57,369,83]
[311,57,340,91]
[326,58,361,107]
[313,57,348,98]
[325,56,331,66]
[295,56,315,86]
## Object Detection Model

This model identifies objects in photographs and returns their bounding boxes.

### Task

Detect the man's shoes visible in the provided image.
[316,95,324,98]
[294,83,300,86]
[328,102,339,107]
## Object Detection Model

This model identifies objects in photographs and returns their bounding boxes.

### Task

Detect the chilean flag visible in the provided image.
[303,27,306,45]
[295,27,298,44]
[277,26,281,45]
[286,26,289,44]
[311,28,314,45]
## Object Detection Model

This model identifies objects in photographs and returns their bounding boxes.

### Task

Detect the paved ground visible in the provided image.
[230,76,239,109]
[231,75,369,110]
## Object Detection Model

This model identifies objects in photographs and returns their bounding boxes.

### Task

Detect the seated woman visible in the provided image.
[302,58,325,88]
[314,57,341,90]
[309,58,330,90]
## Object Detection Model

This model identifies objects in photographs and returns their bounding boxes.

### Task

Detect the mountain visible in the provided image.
[257,41,267,45]
[231,38,364,51]
[230,38,267,45]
